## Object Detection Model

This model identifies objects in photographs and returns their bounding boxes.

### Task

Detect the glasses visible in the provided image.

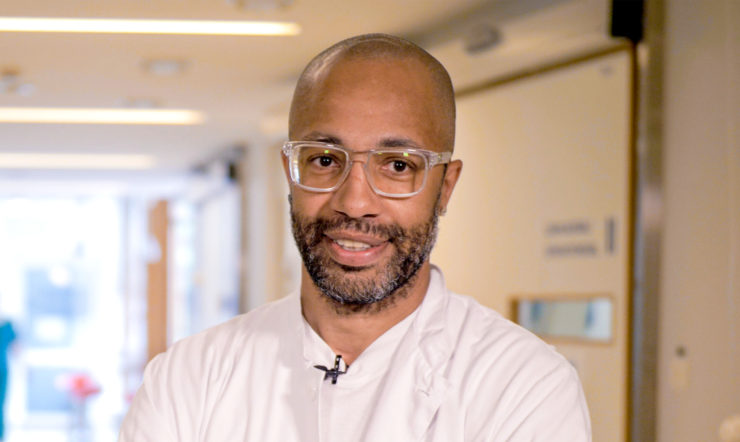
[282,141,452,198]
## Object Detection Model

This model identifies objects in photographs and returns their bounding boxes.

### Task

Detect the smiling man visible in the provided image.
[120,34,591,441]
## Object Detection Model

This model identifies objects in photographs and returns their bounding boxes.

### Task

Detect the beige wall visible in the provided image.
[433,49,633,442]
[658,0,740,440]
[241,141,301,309]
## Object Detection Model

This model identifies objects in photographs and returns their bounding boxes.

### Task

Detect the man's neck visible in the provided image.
[300,263,432,365]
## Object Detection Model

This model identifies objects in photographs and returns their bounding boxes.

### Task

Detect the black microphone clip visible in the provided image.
[313,355,347,384]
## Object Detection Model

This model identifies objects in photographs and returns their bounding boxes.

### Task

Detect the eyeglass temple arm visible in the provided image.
[430,151,452,166]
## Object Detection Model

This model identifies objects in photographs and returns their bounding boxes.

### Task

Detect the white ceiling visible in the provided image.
[0,0,616,188]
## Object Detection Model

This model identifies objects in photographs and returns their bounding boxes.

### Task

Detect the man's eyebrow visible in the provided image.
[300,133,422,149]
[378,137,422,149]
[303,132,342,145]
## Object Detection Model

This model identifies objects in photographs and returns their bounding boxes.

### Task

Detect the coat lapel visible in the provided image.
[361,267,454,442]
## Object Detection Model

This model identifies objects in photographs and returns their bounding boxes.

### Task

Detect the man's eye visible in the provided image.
[310,155,338,168]
[385,157,420,173]
[392,160,409,172]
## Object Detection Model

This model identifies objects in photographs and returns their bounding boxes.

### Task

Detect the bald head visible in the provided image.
[289,34,456,152]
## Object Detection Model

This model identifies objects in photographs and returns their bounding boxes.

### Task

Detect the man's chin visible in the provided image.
[314,262,421,315]
[312,260,394,301]
[323,260,385,284]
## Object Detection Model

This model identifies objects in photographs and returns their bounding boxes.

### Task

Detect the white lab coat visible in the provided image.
[119,267,591,441]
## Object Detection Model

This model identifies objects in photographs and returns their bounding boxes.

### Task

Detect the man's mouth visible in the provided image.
[322,231,390,267]
[333,238,373,251]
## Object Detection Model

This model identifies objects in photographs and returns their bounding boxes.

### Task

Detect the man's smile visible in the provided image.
[323,230,391,267]
[334,238,372,251]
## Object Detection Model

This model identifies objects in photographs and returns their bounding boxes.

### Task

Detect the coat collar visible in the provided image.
[291,265,456,441]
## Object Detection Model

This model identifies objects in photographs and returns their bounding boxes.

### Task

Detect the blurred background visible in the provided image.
[0,0,737,441]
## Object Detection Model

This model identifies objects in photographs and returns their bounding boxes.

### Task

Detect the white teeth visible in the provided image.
[334,238,372,251]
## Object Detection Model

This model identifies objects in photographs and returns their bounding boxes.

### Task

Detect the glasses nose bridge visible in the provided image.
[341,151,374,187]
[345,149,371,165]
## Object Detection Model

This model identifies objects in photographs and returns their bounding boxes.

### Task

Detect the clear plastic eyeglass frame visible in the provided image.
[282,141,452,198]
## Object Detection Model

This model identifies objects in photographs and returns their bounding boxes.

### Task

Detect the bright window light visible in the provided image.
[0,17,301,36]
[0,108,205,125]
[0,153,157,170]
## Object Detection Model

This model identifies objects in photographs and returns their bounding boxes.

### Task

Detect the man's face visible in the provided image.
[286,56,459,310]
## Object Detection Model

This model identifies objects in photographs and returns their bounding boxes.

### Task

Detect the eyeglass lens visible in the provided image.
[293,144,428,195]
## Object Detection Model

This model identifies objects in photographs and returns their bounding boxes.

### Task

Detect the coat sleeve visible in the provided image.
[119,336,210,442]
[488,361,592,442]
[118,353,180,442]
[118,315,248,441]
[118,354,176,442]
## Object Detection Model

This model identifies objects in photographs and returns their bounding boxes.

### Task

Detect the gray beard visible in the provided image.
[289,197,440,314]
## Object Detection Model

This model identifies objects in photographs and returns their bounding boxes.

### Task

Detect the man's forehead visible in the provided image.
[309,55,434,97]
[292,62,441,147]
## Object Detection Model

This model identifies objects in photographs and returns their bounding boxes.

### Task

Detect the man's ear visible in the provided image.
[438,159,462,214]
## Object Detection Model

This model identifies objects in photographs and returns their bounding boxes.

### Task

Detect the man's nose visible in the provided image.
[329,161,380,218]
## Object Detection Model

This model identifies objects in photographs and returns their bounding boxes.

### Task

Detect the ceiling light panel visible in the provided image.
[0,108,205,125]
[0,17,301,36]
[0,153,156,170]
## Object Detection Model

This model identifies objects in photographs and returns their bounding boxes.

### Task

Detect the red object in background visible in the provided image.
[67,373,101,400]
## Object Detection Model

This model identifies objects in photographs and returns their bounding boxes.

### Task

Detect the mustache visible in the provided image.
[294,214,406,246]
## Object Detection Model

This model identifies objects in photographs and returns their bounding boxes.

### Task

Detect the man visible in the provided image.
[120,34,591,441]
